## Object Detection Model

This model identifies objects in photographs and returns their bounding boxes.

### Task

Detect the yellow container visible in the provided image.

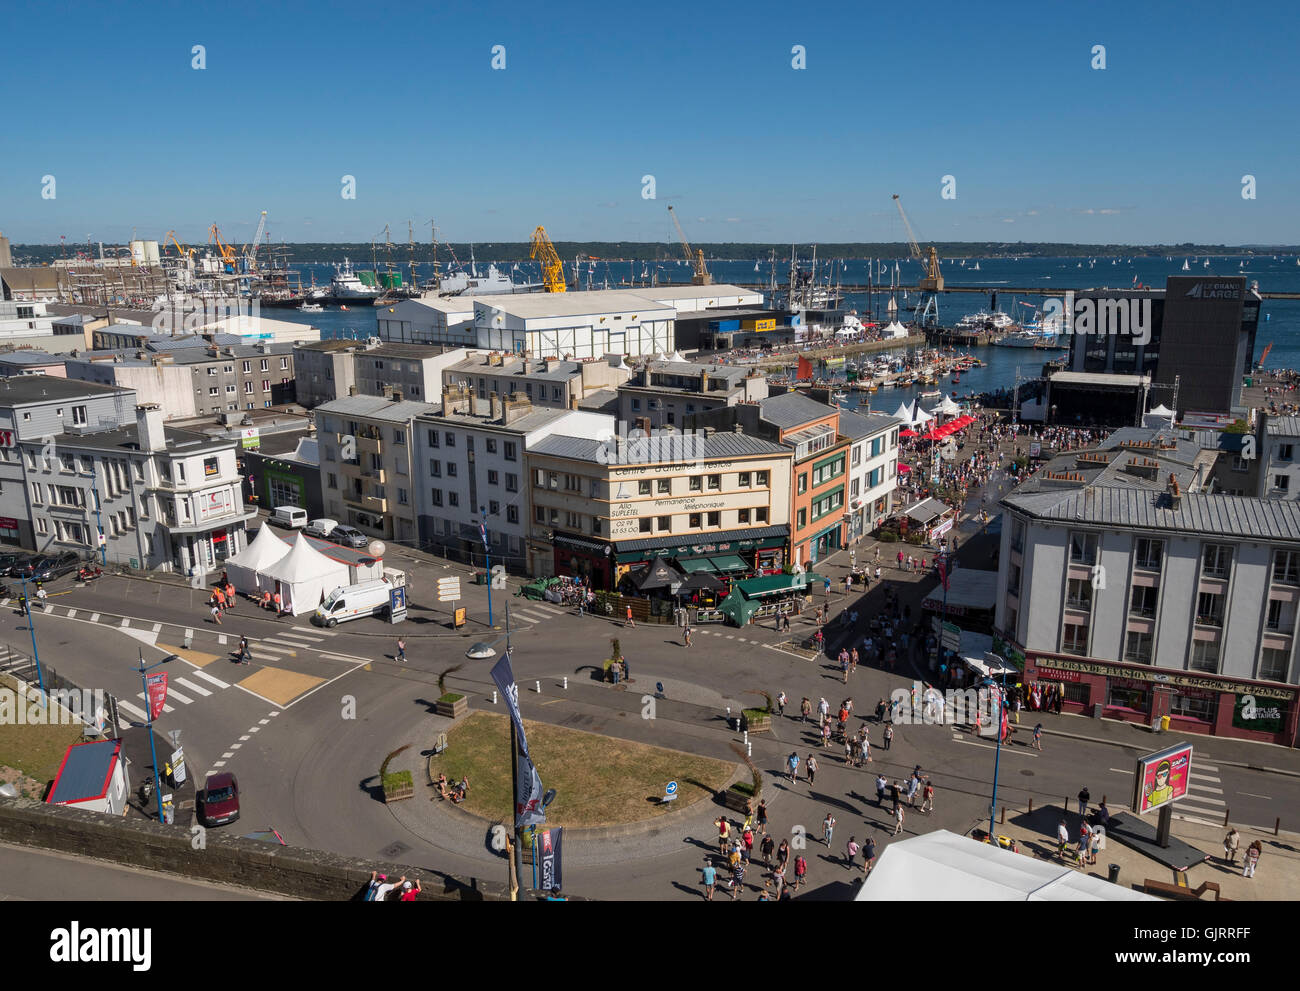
[1160,714,1171,731]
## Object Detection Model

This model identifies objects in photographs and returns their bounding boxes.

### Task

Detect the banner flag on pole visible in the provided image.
[490,652,547,828]
[145,672,168,721]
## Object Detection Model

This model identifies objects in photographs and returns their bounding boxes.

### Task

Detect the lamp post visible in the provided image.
[90,471,107,567]
[987,653,1009,839]
[480,504,493,628]
[133,648,174,821]
[18,575,48,707]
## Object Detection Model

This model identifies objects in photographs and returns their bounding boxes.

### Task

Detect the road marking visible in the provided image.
[725,635,735,640]
[258,718,270,725]
[137,693,173,713]
[1174,813,1225,827]
[319,652,366,663]
[165,687,193,704]
[1239,792,1271,800]
[1198,763,1219,772]
[191,669,230,690]
[269,711,280,716]
[954,738,1037,756]
[737,638,748,643]
[1108,768,1130,774]
[151,623,162,633]
[217,634,227,645]
[222,752,234,759]
[119,618,130,628]
[239,735,250,741]
[174,677,212,697]
[89,613,100,622]
[274,632,320,644]
[1188,783,1224,794]
[1183,793,1225,805]
[248,726,260,733]
[117,699,147,721]
[295,626,335,637]
[229,743,242,750]
[66,609,76,618]
[212,761,226,768]
[260,637,306,648]
[0,598,7,606]
[1175,801,1226,816]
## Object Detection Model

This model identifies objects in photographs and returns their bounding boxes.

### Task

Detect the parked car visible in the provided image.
[20,551,81,582]
[0,552,32,577]
[198,772,241,826]
[303,518,339,539]
[328,525,369,549]
[269,506,308,529]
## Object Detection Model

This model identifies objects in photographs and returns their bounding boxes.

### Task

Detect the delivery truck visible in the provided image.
[313,579,393,627]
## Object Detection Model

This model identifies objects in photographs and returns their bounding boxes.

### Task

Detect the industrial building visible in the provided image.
[470,290,674,359]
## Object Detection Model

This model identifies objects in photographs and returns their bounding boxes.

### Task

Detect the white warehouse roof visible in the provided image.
[472,290,674,320]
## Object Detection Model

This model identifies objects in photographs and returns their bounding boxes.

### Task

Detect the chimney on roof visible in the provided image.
[502,392,534,426]
[1167,473,1182,508]
[349,385,358,396]
[136,403,165,453]
[569,392,578,411]
[489,391,502,421]
[391,389,403,402]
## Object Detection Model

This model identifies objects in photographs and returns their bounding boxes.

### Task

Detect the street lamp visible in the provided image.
[987,653,1009,840]
[132,648,174,822]
[480,505,494,628]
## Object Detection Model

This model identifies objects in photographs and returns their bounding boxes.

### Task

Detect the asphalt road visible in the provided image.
[3,556,1297,900]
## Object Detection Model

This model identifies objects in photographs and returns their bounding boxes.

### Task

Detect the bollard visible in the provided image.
[746,741,752,758]
[1000,807,1005,824]
[726,706,731,717]
[1223,809,1230,828]
[743,730,749,746]
[1028,797,1033,814]
[1276,817,1281,836]
[563,676,568,690]
[492,690,498,704]
[535,680,541,694]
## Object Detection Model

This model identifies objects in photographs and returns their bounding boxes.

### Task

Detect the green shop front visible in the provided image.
[612,525,790,592]
[717,572,821,627]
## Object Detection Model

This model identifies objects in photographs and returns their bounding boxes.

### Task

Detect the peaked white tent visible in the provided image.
[893,400,913,423]
[224,526,289,595]
[913,405,934,426]
[1143,403,1176,429]
[256,533,351,616]
[933,395,962,417]
[882,320,909,339]
[856,830,1156,901]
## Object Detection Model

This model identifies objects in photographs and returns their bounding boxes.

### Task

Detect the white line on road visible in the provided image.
[151,623,162,633]
[1108,768,1130,774]
[1183,793,1225,805]
[229,743,241,750]
[260,638,306,648]
[137,693,173,713]
[1239,792,1271,800]
[725,635,735,640]
[248,726,260,733]
[119,618,130,628]
[174,677,212,697]
[258,718,270,725]
[1198,763,1219,772]
[116,700,147,721]
[66,609,76,618]
[239,735,250,742]
[252,645,292,656]
[294,626,335,636]
[954,738,1038,756]
[1174,813,1225,827]
[212,761,226,768]
[0,598,8,606]
[222,752,234,759]
[191,669,229,690]
[89,613,100,623]
[1175,802,1226,817]
[42,605,52,614]
[1188,783,1224,794]
[269,711,280,716]
[164,687,194,704]
[217,634,227,645]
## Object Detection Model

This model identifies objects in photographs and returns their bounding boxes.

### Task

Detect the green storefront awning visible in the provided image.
[732,573,821,599]
[719,589,760,626]
[678,557,715,573]
[710,554,748,573]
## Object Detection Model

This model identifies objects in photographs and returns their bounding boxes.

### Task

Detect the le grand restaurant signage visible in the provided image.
[1030,656,1293,700]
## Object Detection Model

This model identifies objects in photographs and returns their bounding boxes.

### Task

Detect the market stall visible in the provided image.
[256,533,351,616]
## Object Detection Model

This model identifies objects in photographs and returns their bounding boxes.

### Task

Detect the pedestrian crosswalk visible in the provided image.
[1173,763,1226,824]
[509,600,573,627]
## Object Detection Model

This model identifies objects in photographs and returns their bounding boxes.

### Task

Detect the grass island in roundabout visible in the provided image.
[427,711,737,828]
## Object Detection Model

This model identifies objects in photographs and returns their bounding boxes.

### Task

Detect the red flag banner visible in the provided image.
[796,356,813,381]
[145,672,168,721]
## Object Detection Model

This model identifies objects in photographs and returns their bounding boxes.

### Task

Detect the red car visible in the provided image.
[198,772,240,826]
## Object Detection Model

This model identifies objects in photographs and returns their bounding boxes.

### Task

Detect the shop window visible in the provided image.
[1106,682,1148,712]
[1169,692,1216,722]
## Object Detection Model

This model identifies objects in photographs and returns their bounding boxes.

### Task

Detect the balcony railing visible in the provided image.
[1195,614,1224,628]
[343,491,388,514]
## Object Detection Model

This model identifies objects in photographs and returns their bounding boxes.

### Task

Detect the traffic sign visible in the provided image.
[663,780,678,802]
[941,621,962,652]
[436,577,462,603]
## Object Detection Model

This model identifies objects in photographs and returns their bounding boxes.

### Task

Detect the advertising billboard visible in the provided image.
[1131,742,1193,816]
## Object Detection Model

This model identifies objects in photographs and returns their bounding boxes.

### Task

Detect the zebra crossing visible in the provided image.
[509,600,574,627]
[117,668,232,723]
[1173,762,1227,825]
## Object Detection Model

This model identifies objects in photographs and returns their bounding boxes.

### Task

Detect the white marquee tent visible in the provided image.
[256,533,351,616]
[882,320,909,339]
[856,830,1156,901]
[224,525,289,595]
[932,395,962,417]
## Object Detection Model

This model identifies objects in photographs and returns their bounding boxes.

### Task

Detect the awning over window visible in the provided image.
[709,554,748,573]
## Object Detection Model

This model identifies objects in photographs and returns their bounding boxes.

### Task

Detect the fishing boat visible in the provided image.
[832,391,848,401]
[919,389,941,400]
[298,302,323,313]
[330,258,381,300]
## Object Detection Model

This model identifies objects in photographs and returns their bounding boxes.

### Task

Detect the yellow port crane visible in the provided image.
[667,205,712,285]
[163,230,194,258]
[530,225,567,293]
[208,223,237,272]
[892,194,943,291]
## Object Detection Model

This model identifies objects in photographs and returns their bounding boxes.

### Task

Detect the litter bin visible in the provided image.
[1092,702,1104,719]
[1160,714,1171,732]
[1108,863,1121,884]
[474,572,487,586]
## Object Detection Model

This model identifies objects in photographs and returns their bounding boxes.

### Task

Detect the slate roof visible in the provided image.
[838,409,901,440]
[530,429,789,464]
[758,391,837,430]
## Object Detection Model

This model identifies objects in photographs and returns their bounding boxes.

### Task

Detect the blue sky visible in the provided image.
[2,0,1296,246]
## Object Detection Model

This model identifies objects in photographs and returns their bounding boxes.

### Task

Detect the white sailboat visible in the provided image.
[972,262,980,271]
[1182,259,1190,271]
[1204,259,1210,268]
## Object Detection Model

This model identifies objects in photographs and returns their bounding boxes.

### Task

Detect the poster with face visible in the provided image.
[1133,743,1193,815]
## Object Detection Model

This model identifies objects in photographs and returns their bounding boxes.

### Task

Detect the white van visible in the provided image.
[314,580,393,627]
[270,506,308,529]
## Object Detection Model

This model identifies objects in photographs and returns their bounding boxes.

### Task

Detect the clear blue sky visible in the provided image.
[2,0,1296,246]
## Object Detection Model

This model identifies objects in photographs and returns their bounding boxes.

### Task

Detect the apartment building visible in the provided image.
[351,344,466,403]
[617,359,768,430]
[1256,414,1300,499]
[314,395,440,543]
[527,426,793,588]
[413,386,614,570]
[16,404,256,573]
[691,391,852,567]
[441,350,631,412]
[998,426,1299,744]
[293,339,362,409]
[838,409,902,539]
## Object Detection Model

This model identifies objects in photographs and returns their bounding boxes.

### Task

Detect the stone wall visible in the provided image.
[0,797,508,901]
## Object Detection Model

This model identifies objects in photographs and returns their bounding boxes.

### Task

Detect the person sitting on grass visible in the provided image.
[451,776,470,804]
[436,773,450,800]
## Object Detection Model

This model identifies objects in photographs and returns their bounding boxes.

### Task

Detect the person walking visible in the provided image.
[728,858,746,900]
[776,692,787,718]
[756,799,768,835]
[213,586,226,614]
[921,779,934,814]
[715,816,731,855]
[1223,828,1241,866]
[1056,819,1070,860]
[683,626,692,648]
[820,721,832,749]
[845,836,859,869]
[806,754,818,786]
[876,773,888,806]
[1077,786,1090,818]
[210,601,223,625]
[1243,840,1261,879]
[225,581,236,610]
[800,697,812,723]
[890,780,901,814]
[863,836,877,875]
[1032,722,1043,750]
[396,637,406,663]
[883,724,894,751]
[700,858,717,901]
[793,853,808,891]
[237,635,251,665]
[760,832,775,867]
[875,566,882,582]
[625,604,635,628]
[818,696,830,726]
[822,812,836,846]
[742,826,754,863]
[787,751,800,783]
[776,838,790,877]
